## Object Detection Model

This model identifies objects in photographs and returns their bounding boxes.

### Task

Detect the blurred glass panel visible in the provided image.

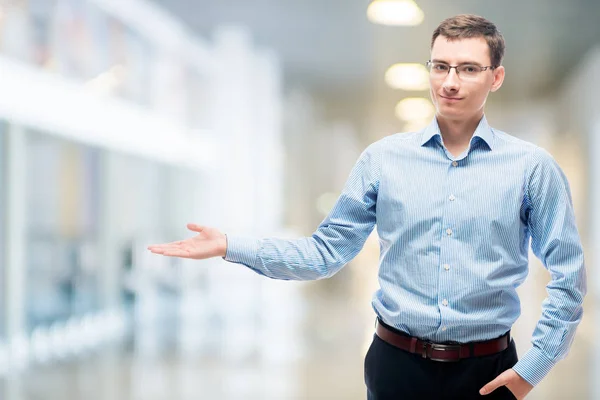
[1,0,156,105]
[0,0,33,62]
[25,131,101,331]
[185,67,212,130]
[0,120,6,338]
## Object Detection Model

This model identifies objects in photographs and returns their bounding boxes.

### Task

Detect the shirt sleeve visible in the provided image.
[223,143,380,280]
[511,148,587,387]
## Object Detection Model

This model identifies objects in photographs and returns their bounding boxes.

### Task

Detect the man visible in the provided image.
[148,14,586,400]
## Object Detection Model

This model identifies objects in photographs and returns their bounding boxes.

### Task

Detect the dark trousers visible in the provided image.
[364,332,518,400]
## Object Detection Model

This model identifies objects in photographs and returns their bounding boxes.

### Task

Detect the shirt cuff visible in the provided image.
[511,346,556,387]
[223,235,262,268]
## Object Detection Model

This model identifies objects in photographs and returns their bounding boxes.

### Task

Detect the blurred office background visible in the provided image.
[0,0,598,399]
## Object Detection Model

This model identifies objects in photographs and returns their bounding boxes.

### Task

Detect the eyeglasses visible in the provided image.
[426,60,496,81]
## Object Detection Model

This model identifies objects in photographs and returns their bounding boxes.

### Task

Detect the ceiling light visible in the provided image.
[367,0,424,26]
[385,63,429,90]
[395,97,434,121]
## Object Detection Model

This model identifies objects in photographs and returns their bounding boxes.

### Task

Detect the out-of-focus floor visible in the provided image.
[1,253,597,400]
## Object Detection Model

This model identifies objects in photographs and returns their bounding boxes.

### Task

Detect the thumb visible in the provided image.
[480,373,507,395]
[187,223,205,233]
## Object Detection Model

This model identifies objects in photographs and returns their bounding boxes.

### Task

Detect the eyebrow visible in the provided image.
[431,59,483,66]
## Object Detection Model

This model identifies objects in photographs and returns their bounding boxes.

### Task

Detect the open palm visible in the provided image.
[147,223,227,259]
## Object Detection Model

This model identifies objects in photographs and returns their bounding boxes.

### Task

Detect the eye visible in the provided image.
[433,63,449,71]
[461,65,479,73]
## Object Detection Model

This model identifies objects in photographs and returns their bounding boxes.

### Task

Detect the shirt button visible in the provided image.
[452,161,458,167]
[443,264,450,271]
[446,228,453,236]
[442,299,449,306]
[442,326,447,331]
[449,194,455,201]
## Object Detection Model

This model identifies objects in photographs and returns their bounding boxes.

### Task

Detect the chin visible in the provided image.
[438,107,465,119]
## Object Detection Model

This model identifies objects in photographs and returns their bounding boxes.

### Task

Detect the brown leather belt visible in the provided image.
[375,319,510,362]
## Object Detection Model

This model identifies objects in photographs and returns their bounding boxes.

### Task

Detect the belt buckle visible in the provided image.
[424,342,462,362]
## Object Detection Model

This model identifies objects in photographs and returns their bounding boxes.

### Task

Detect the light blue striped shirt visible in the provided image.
[224,116,586,387]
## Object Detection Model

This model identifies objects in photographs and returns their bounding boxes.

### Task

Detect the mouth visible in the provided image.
[440,95,463,102]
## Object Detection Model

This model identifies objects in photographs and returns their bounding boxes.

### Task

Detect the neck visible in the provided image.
[436,112,484,147]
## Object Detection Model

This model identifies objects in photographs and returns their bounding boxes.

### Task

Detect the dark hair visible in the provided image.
[431,14,505,68]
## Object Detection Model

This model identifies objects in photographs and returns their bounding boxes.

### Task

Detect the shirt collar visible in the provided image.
[420,115,495,151]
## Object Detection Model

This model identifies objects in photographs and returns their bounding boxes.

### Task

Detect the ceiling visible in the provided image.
[153,0,600,140]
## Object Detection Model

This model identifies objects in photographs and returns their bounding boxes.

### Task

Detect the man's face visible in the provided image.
[429,36,504,122]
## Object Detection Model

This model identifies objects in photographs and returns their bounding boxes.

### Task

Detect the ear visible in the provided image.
[490,66,505,92]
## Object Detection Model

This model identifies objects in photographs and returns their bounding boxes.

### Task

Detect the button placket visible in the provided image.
[438,157,461,334]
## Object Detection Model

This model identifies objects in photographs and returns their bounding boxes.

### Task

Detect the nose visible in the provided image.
[442,68,460,93]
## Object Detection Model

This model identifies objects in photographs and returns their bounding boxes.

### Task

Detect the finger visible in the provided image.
[149,247,176,254]
[480,375,507,395]
[148,246,171,253]
[149,244,186,253]
[148,240,183,249]
[148,242,187,250]
[187,223,205,233]
[162,249,193,258]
